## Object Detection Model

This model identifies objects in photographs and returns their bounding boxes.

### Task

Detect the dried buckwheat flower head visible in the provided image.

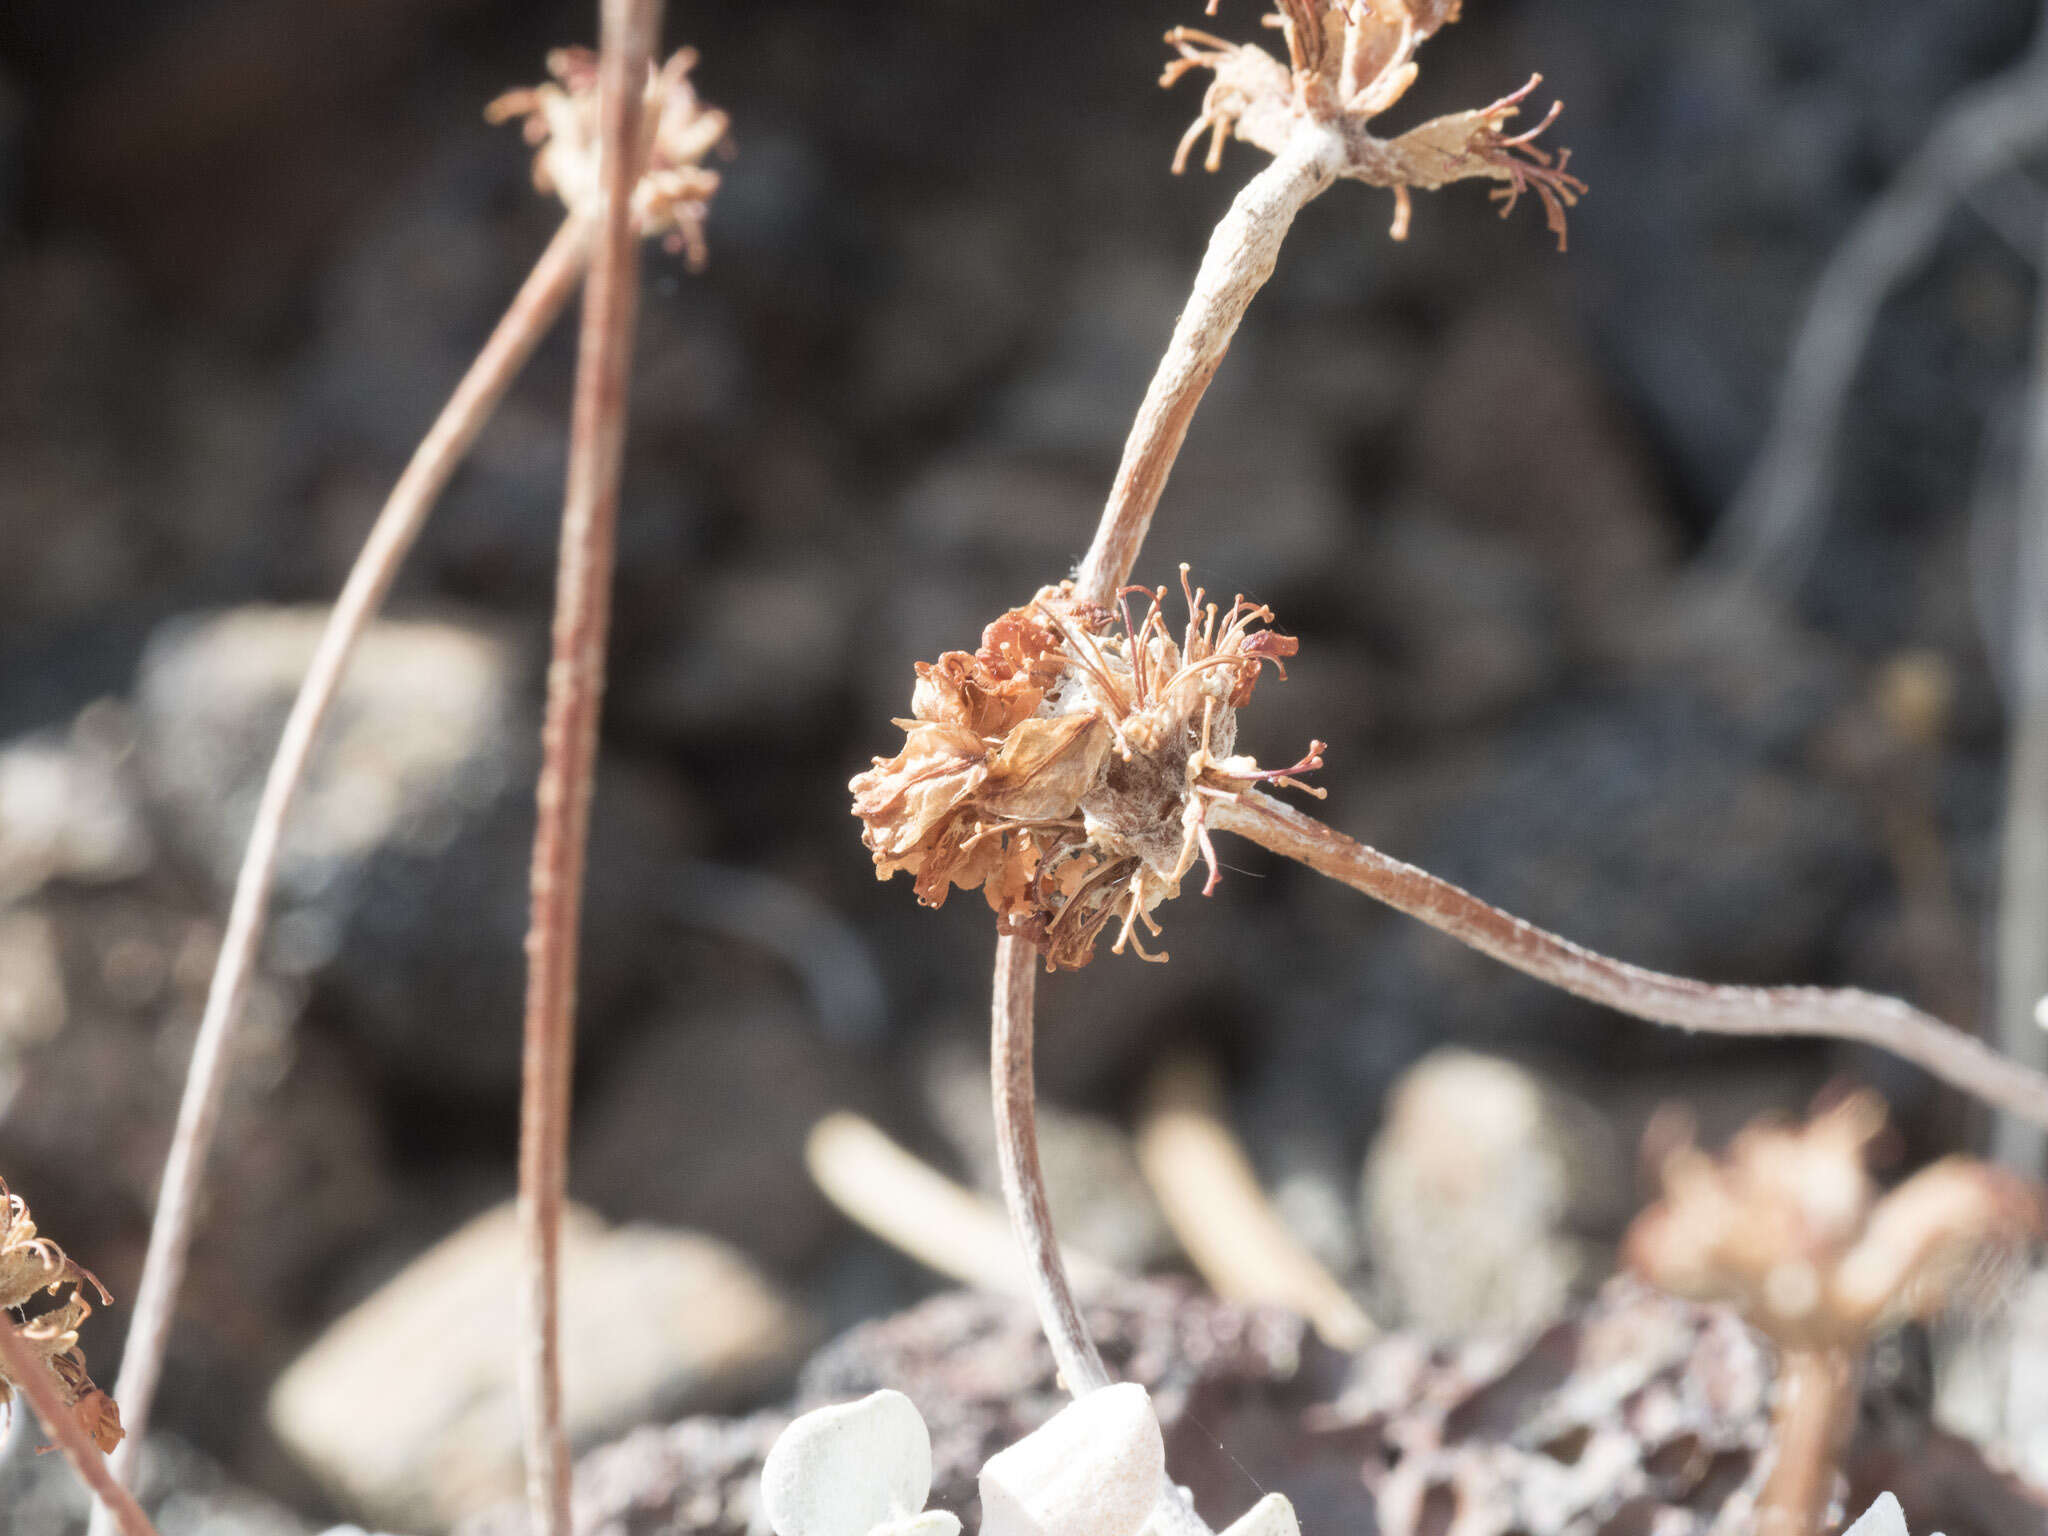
[0,1178,123,1453]
[1623,1094,2043,1349]
[852,570,1325,970]
[1163,0,1586,247]
[488,46,731,269]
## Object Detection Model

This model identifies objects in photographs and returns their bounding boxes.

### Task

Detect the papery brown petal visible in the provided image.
[981,608,1068,689]
[1228,629,1300,707]
[49,1353,123,1452]
[850,722,990,860]
[1833,1159,2043,1327]
[1342,12,1412,105]
[1241,631,1299,660]
[913,652,1044,737]
[982,715,1113,821]
[983,830,1051,922]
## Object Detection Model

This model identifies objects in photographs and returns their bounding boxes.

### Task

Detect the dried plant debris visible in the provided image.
[1624,1094,2043,1350]
[852,572,1324,970]
[1310,1278,1775,1536]
[487,46,731,268]
[1161,0,1586,245]
[0,1177,122,1453]
[453,1279,2048,1536]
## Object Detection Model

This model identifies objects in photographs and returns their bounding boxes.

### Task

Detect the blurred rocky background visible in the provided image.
[2,0,2047,1529]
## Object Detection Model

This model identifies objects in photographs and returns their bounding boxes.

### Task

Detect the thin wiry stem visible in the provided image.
[989,939,1215,1536]
[1073,127,1341,605]
[97,214,590,1512]
[0,1318,160,1536]
[1758,1348,1853,1536]
[987,71,1341,1536]
[517,3,658,1532]
[1993,181,2048,1171]
[1210,788,2048,1130]
[1004,111,1342,1384]
[1707,30,2048,592]
[990,934,1111,1396]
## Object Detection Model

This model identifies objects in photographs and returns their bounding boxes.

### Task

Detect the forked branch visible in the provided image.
[1209,788,2048,1129]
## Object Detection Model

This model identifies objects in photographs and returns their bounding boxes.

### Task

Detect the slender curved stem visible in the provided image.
[97,214,589,1511]
[1708,41,2048,592]
[990,939,1213,1536]
[1011,112,1340,1387]
[988,87,1341,1536]
[1073,127,1340,606]
[1757,1348,1853,1536]
[1210,788,2048,1130]
[1994,175,2048,1171]
[517,4,657,1532]
[990,935,1111,1396]
[0,1318,160,1536]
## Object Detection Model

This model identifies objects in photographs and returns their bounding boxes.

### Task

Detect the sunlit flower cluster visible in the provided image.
[852,571,1324,970]
[1162,0,1586,247]
[1624,1094,2042,1348]
[488,46,731,268]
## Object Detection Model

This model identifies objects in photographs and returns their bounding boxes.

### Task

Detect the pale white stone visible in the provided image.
[1842,1494,1909,1536]
[1220,1494,1300,1536]
[761,1390,933,1536]
[870,1514,963,1536]
[979,1383,1165,1536]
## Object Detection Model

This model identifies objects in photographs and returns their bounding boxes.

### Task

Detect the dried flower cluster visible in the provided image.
[1162,0,1586,246]
[488,46,731,268]
[1624,1095,2042,1349]
[852,572,1325,970]
[0,1178,123,1453]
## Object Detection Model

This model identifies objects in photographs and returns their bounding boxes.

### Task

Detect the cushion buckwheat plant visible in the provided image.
[0,1178,123,1453]
[851,571,1325,970]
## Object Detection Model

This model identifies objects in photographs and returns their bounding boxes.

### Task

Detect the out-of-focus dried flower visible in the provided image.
[488,46,731,269]
[1162,0,1586,247]
[1622,1094,2043,1349]
[0,1178,123,1453]
[852,570,1325,970]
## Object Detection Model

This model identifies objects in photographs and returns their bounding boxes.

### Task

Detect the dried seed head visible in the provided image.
[1163,1,1586,248]
[1622,1094,2043,1349]
[853,570,1324,970]
[488,46,731,269]
[0,1178,123,1452]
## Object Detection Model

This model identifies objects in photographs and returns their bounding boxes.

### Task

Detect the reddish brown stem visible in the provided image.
[1073,127,1340,606]
[1210,788,2048,1130]
[990,73,1345,1536]
[989,937,1213,1536]
[990,934,1113,1396]
[1759,1348,1853,1536]
[97,217,590,1515]
[516,3,658,1533]
[0,1318,159,1536]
